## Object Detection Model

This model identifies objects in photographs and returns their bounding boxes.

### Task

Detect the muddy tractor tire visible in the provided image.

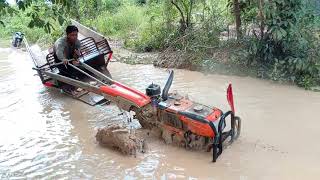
[232,116,241,140]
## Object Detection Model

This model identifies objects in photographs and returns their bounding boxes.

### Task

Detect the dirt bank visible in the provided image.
[109,38,258,79]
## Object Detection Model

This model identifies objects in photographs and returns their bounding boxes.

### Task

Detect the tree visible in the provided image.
[170,0,194,34]
[233,0,241,39]
[0,0,76,32]
[258,0,265,39]
[226,0,244,39]
[0,0,16,26]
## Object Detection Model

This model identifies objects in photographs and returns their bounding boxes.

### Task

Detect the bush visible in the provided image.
[0,6,64,47]
[0,13,46,43]
[130,21,177,51]
[245,0,320,89]
[81,1,225,52]
[102,0,122,12]
[127,2,178,51]
[82,3,147,39]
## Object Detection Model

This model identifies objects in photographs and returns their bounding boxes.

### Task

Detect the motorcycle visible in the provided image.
[12,32,24,48]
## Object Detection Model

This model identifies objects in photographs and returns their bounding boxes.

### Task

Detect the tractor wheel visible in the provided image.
[232,116,241,140]
[17,40,21,47]
[212,144,218,162]
[12,39,18,47]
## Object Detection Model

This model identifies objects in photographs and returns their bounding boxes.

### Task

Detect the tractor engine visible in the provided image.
[145,83,161,111]
[143,82,213,150]
[158,109,212,151]
[141,80,212,150]
[131,83,162,129]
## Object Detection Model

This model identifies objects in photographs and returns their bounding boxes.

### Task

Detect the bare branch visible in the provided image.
[171,0,186,27]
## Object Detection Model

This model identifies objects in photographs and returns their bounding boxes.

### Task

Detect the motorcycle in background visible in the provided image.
[12,32,24,48]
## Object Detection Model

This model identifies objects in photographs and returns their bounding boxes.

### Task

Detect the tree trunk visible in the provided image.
[75,0,81,21]
[233,0,242,39]
[187,0,194,28]
[171,0,187,34]
[258,0,265,39]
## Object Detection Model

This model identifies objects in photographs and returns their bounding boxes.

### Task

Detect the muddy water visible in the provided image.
[1,47,320,179]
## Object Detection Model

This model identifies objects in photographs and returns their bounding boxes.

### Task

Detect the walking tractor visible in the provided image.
[28,36,241,162]
[102,71,242,162]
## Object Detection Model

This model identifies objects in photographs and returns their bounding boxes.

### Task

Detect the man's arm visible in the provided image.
[75,39,81,50]
[75,40,81,56]
[54,39,68,63]
[72,39,81,64]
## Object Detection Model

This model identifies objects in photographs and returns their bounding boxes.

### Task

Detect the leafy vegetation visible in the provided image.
[0,0,319,88]
[0,0,74,46]
[242,0,320,88]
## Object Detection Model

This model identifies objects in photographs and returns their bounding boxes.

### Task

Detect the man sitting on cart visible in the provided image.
[53,25,82,95]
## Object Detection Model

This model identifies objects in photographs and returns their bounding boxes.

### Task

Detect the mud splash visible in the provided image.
[96,125,147,156]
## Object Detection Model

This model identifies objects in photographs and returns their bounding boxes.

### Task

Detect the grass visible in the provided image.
[81,3,148,40]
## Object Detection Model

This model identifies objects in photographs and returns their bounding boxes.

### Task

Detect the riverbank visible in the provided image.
[109,38,258,77]
[110,39,320,91]
[2,29,318,92]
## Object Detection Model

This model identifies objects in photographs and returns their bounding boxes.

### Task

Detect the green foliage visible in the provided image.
[82,0,228,52]
[126,2,176,51]
[1,0,319,89]
[131,21,178,51]
[135,0,146,5]
[82,3,147,38]
[0,0,16,26]
[102,0,122,12]
[0,3,65,46]
[131,0,225,51]
[245,0,320,88]
[0,0,78,32]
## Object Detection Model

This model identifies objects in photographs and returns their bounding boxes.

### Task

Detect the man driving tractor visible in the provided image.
[53,25,82,95]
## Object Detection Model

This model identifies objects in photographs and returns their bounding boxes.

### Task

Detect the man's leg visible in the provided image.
[68,65,82,79]
[56,65,77,95]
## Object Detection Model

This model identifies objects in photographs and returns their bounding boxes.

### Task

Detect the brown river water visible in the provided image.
[0,46,320,179]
